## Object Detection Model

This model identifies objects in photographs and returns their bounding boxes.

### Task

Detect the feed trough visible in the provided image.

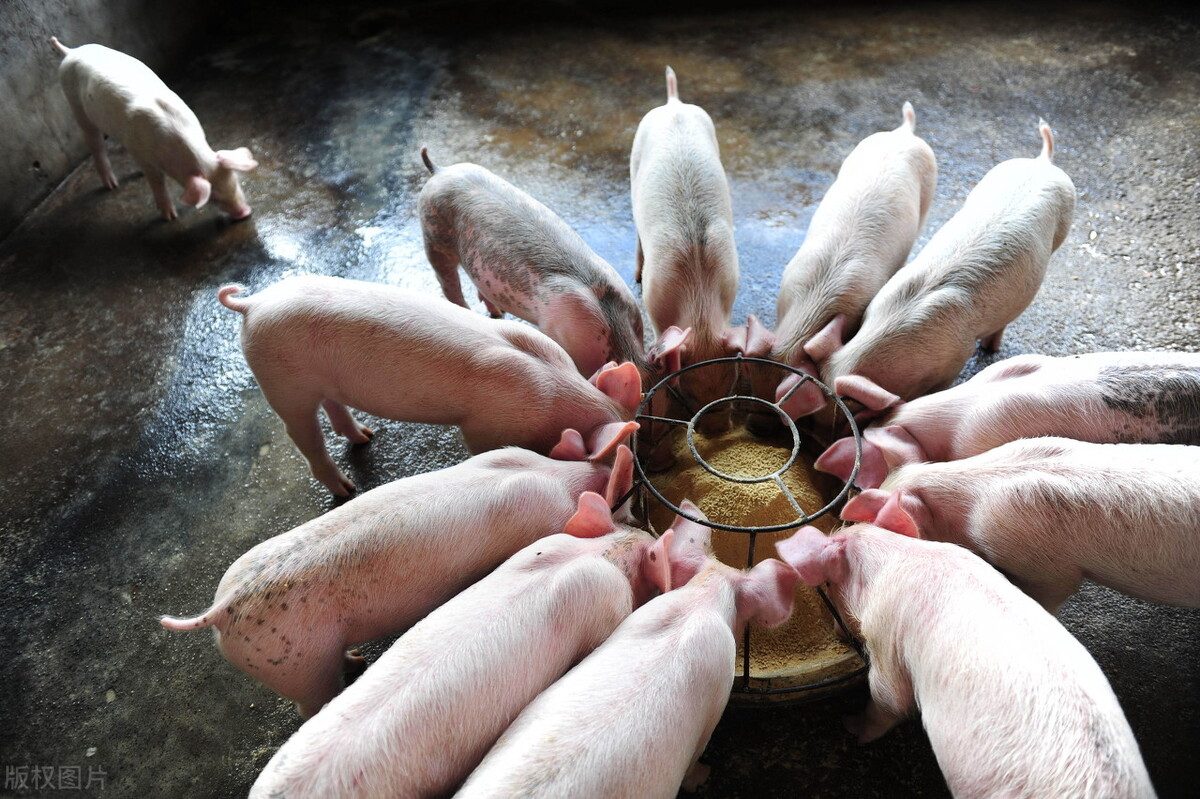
[629,354,869,703]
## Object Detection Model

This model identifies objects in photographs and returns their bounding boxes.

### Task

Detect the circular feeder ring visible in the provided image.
[634,354,863,535]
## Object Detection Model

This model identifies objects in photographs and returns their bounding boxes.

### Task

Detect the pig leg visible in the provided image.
[292,646,352,719]
[263,388,356,495]
[1009,575,1078,616]
[980,326,1006,352]
[65,98,118,189]
[424,244,470,309]
[321,399,374,444]
[141,165,178,221]
[635,236,644,283]
[844,696,904,744]
[478,290,504,319]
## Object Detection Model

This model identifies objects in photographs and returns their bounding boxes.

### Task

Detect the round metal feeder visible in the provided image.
[629,354,869,703]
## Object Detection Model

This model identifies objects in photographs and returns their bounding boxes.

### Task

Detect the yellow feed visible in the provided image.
[642,425,856,679]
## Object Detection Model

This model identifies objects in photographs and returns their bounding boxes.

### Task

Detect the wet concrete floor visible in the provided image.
[1,1,1198,796]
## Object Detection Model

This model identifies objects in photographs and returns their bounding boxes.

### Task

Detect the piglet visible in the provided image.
[160,444,636,719]
[631,67,744,422]
[765,102,937,420]
[418,149,646,377]
[840,436,1200,612]
[777,524,1155,798]
[456,501,798,799]
[51,37,256,221]
[218,275,641,494]
[249,490,667,798]
[817,350,1200,488]
[803,120,1075,420]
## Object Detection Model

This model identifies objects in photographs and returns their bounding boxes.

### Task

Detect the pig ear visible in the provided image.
[216,147,258,172]
[834,375,902,414]
[841,488,890,524]
[585,421,639,462]
[181,175,211,209]
[549,428,589,461]
[803,314,848,364]
[875,489,921,538]
[736,559,799,630]
[865,425,925,473]
[647,326,690,374]
[604,444,635,515]
[775,372,827,419]
[644,529,675,593]
[816,436,889,490]
[665,499,713,587]
[595,362,642,416]
[588,361,620,387]
[724,314,776,359]
[564,492,615,539]
[776,526,846,586]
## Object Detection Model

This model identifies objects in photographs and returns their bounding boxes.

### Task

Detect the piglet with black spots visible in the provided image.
[161,443,636,719]
[51,37,256,221]
[817,350,1200,489]
[777,524,1155,799]
[419,149,646,378]
[249,490,668,798]
[457,501,798,799]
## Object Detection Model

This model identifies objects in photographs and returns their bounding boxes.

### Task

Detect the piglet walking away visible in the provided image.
[777,524,1155,799]
[631,66,744,420]
[418,149,646,378]
[841,436,1200,612]
[218,275,641,495]
[807,120,1076,420]
[817,350,1200,488]
[160,444,636,719]
[51,37,256,221]
[250,491,669,799]
[457,502,798,799]
[764,102,937,420]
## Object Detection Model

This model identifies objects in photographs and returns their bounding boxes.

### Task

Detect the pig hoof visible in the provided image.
[344,650,368,684]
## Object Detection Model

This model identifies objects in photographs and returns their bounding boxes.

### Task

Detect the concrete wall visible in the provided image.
[0,0,223,241]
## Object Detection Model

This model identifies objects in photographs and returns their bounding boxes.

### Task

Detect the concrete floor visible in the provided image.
[1,1,1198,796]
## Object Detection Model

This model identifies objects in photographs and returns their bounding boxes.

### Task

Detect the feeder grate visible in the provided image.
[627,354,869,701]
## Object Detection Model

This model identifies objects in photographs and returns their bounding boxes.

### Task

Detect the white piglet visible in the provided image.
[51,37,256,221]
[249,490,670,799]
[817,350,1200,488]
[218,275,641,495]
[161,444,636,719]
[777,524,1155,799]
[841,436,1200,612]
[418,148,646,378]
[810,120,1076,420]
[457,501,798,799]
[765,102,937,419]
[631,66,743,419]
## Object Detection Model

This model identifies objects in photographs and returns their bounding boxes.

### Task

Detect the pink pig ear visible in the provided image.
[875,489,921,538]
[776,526,845,586]
[181,175,211,209]
[549,428,589,461]
[594,362,642,416]
[585,421,639,462]
[647,326,690,374]
[664,499,713,587]
[736,559,799,630]
[564,492,615,539]
[603,444,635,514]
[724,314,776,359]
[834,375,902,414]
[644,528,675,593]
[816,436,889,490]
[803,314,848,364]
[840,488,890,524]
[588,361,619,387]
[215,147,258,172]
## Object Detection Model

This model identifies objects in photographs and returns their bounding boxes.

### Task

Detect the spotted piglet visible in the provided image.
[457,502,798,799]
[249,490,669,798]
[418,149,646,378]
[816,350,1200,489]
[51,37,256,220]
[160,442,636,719]
[777,524,1155,798]
[840,436,1200,612]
